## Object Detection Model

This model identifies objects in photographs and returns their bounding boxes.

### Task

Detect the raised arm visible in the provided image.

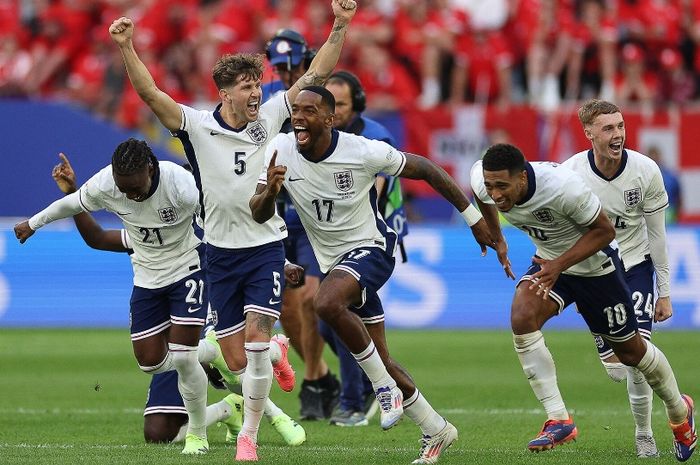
[250,150,286,223]
[399,152,496,254]
[109,17,182,132]
[52,154,128,253]
[286,0,357,103]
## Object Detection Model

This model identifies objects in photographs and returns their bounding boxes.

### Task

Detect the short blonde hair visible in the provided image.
[578,99,621,126]
[212,53,265,89]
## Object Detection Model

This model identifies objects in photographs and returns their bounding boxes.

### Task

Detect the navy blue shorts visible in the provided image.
[130,270,207,342]
[144,371,185,416]
[331,246,394,324]
[519,253,638,343]
[206,241,285,338]
[284,227,322,278]
[594,258,655,359]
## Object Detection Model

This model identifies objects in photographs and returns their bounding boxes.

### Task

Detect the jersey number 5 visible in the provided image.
[233,151,246,175]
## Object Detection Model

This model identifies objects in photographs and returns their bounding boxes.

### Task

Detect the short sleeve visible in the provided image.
[560,172,601,227]
[178,104,204,134]
[362,138,406,176]
[469,160,495,205]
[643,162,670,215]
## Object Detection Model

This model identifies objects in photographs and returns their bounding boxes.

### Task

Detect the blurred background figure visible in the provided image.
[646,145,682,224]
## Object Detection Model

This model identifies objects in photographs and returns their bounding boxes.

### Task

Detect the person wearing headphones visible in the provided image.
[263,29,342,422]
[322,71,410,427]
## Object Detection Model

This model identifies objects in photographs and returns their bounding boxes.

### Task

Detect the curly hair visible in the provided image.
[212,53,265,90]
[111,138,158,176]
[483,143,526,175]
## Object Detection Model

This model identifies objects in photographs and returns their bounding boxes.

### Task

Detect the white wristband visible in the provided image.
[460,204,483,227]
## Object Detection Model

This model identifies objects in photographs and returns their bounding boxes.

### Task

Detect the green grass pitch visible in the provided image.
[0,329,697,464]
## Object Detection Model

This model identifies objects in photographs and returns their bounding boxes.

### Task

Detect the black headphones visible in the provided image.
[265,29,317,70]
[328,70,366,113]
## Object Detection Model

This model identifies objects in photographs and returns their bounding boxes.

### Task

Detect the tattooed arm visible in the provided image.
[399,153,470,211]
[286,0,357,103]
[399,153,497,253]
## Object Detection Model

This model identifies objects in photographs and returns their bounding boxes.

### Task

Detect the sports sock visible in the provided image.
[170,343,208,438]
[626,366,653,437]
[139,351,173,374]
[240,342,272,441]
[403,389,447,436]
[172,398,232,443]
[352,341,395,390]
[635,340,687,424]
[513,331,569,421]
[197,337,218,364]
[264,398,284,418]
[269,337,282,365]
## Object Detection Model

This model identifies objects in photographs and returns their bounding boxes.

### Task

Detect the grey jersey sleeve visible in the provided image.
[645,209,670,297]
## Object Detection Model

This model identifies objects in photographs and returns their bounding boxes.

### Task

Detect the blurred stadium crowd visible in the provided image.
[0,0,698,129]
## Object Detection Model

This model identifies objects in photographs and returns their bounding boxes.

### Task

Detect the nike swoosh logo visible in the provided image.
[609,327,626,335]
[116,211,132,216]
[288,177,305,182]
[187,306,202,313]
[210,130,224,136]
[269,298,281,305]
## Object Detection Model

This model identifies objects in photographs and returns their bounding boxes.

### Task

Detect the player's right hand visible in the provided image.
[469,218,497,257]
[331,0,357,23]
[14,220,35,244]
[109,17,134,46]
[52,153,78,195]
[494,237,515,280]
[266,150,286,196]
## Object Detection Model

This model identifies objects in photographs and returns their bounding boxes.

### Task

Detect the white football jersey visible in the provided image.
[471,160,615,276]
[562,149,669,270]
[79,161,201,289]
[176,92,290,249]
[260,131,407,273]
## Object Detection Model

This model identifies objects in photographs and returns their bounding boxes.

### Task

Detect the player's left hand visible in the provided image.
[284,262,305,288]
[529,256,562,300]
[266,150,287,197]
[654,296,673,322]
[331,0,357,23]
[14,220,35,244]
[469,218,497,256]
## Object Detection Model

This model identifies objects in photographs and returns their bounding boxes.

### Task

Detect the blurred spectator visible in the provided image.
[450,28,513,108]
[354,42,419,111]
[613,43,657,110]
[567,0,618,102]
[345,0,393,50]
[393,0,467,109]
[657,47,696,107]
[0,34,33,97]
[646,145,682,224]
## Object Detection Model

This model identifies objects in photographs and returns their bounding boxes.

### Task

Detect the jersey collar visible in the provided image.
[516,162,536,206]
[144,165,160,200]
[587,148,628,181]
[213,103,247,133]
[300,129,339,163]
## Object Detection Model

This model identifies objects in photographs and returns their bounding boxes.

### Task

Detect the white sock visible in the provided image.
[170,343,208,438]
[602,361,627,383]
[264,397,284,419]
[139,351,174,374]
[403,389,447,436]
[626,366,653,437]
[241,342,272,441]
[197,337,218,364]
[513,331,569,420]
[635,340,687,424]
[172,398,232,442]
[352,341,395,390]
[269,338,282,365]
